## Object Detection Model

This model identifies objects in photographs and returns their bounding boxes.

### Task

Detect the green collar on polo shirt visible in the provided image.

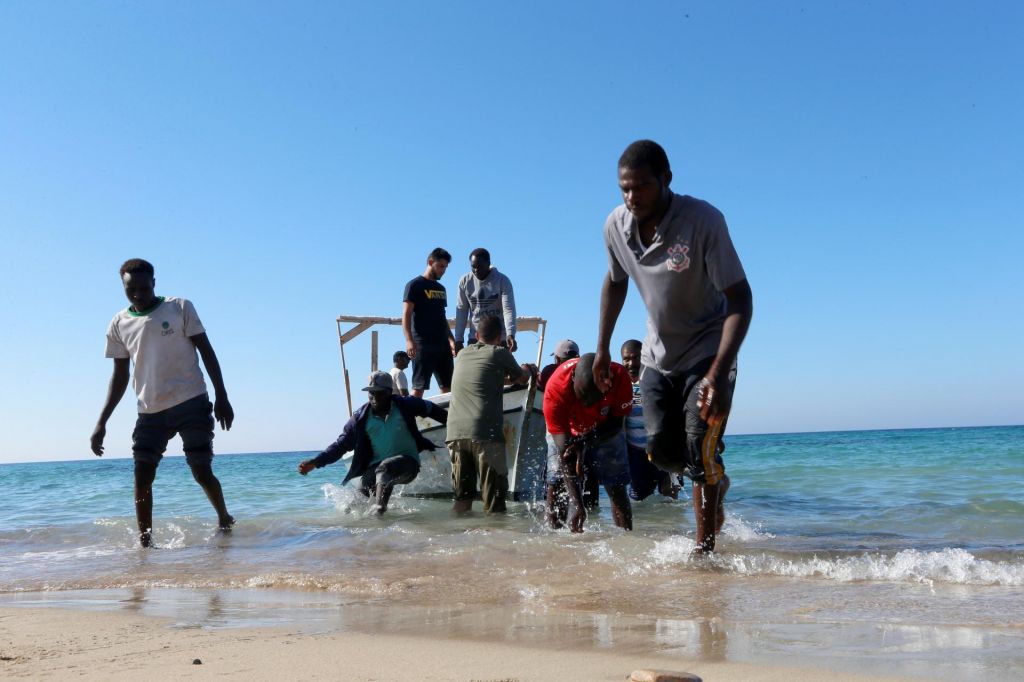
[127,297,165,317]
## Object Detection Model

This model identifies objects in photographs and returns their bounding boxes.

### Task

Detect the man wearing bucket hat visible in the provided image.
[298,371,447,514]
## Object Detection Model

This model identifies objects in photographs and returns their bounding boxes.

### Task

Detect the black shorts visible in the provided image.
[411,343,454,392]
[132,394,215,467]
[640,356,735,485]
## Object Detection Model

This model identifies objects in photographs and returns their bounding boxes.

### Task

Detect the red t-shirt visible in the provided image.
[542,358,634,436]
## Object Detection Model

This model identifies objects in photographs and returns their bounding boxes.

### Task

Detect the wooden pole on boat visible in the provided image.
[510,372,539,501]
[370,331,379,372]
[534,320,547,369]
[337,319,353,418]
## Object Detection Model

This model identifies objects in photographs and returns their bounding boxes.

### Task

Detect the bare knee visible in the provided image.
[189,463,218,486]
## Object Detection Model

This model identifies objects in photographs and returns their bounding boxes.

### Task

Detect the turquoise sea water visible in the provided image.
[2,425,1022,680]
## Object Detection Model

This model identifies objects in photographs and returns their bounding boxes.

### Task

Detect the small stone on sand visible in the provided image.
[192,658,202,665]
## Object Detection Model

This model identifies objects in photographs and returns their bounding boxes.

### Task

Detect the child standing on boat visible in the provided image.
[389,350,411,397]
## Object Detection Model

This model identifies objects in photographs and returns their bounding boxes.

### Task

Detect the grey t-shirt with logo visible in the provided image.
[604,194,746,376]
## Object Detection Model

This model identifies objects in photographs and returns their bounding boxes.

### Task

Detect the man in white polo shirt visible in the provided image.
[91,258,235,547]
[593,140,753,554]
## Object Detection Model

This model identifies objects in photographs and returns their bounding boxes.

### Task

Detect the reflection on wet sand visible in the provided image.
[3,587,1022,681]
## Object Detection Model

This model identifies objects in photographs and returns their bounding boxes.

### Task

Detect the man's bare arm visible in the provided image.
[91,358,130,456]
[191,332,234,431]
[593,274,629,391]
[511,363,537,385]
[402,301,418,358]
[699,278,753,423]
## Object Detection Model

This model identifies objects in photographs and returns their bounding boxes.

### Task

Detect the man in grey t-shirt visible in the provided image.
[454,248,518,353]
[593,140,753,553]
[446,316,535,514]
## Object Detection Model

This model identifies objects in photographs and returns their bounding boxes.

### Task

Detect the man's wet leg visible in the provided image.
[372,482,395,515]
[545,482,567,529]
[692,478,722,553]
[133,461,157,547]
[189,462,234,529]
[450,441,475,514]
[606,483,633,531]
[371,461,395,515]
[583,468,600,510]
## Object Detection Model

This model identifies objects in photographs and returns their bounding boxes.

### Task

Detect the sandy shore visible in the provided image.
[0,606,922,682]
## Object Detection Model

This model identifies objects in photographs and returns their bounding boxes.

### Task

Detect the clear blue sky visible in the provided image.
[1,2,1021,463]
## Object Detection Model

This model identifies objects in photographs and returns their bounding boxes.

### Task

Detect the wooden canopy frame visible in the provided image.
[335,315,548,417]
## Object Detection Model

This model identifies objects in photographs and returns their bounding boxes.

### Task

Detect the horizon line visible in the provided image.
[2,423,1020,466]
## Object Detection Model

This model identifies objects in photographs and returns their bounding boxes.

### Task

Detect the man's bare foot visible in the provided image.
[139,530,153,548]
[452,499,473,514]
[218,515,235,531]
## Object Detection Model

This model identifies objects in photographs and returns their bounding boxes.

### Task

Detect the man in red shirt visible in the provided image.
[542,353,634,532]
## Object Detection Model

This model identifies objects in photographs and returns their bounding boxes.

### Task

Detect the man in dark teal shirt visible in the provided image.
[298,372,447,514]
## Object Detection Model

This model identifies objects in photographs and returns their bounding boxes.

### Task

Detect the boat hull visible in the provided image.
[404,385,548,501]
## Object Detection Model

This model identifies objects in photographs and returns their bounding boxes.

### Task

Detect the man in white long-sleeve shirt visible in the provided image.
[454,248,518,353]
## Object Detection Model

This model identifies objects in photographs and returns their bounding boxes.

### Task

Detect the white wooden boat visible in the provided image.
[335,315,549,501]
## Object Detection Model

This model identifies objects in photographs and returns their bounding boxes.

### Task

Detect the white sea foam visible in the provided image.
[644,543,1024,586]
[721,514,775,541]
[12,545,121,562]
[517,585,550,606]
[322,483,426,517]
[322,483,366,514]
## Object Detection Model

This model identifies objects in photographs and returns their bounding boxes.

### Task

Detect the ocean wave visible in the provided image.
[646,540,1024,586]
[722,515,776,541]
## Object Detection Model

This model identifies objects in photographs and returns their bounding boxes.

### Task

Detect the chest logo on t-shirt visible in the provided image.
[424,290,447,301]
[667,242,691,272]
[160,320,175,337]
[600,406,610,417]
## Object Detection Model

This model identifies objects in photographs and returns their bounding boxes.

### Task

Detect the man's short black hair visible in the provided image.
[621,339,642,354]
[119,258,155,278]
[476,316,502,343]
[429,247,452,263]
[470,247,490,262]
[618,140,670,176]
[393,350,409,363]
[573,353,604,405]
